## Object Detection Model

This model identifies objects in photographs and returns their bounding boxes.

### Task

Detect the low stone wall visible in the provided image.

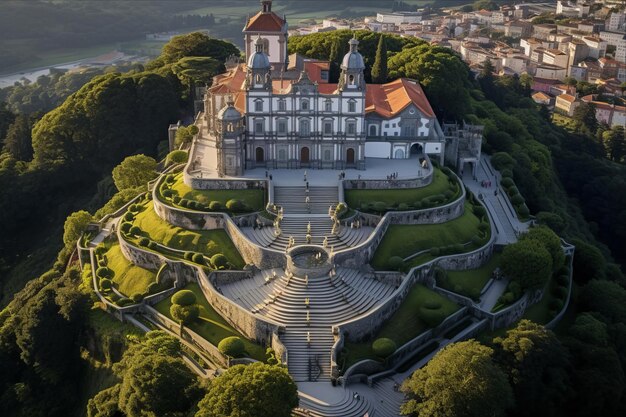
[330,330,345,379]
[342,169,434,190]
[342,359,386,384]
[332,217,390,268]
[197,268,284,345]
[272,331,288,365]
[144,305,229,367]
[184,169,268,191]
[384,186,465,225]
[118,230,165,270]
[223,219,285,269]
[372,271,404,287]
[209,270,253,286]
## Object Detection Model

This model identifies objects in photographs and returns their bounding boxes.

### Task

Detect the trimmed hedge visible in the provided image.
[372,338,397,359]
[209,201,223,211]
[218,336,245,358]
[226,199,245,212]
[192,253,205,265]
[211,253,228,269]
[172,289,197,306]
[96,267,113,279]
[388,256,404,270]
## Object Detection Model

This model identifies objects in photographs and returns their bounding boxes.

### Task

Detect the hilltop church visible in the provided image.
[193,0,480,176]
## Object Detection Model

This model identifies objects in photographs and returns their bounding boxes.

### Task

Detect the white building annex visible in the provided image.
[191,0,473,177]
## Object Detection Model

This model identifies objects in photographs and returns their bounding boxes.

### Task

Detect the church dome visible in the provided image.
[341,38,365,70]
[248,36,270,69]
[217,101,241,121]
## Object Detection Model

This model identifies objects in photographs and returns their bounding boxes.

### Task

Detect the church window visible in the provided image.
[324,149,332,161]
[368,124,377,136]
[256,74,262,84]
[301,99,309,111]
[255,120,264,134]
[346,121,356,135]
[348,74,355,84]
[348,100,356,112]
[227,123,234,132]
[254,100,263,112]
[277,119,287,134]
[323,121,333,135]
[278,99,286,111]
[300,119,310,135]
[324,99,332,112]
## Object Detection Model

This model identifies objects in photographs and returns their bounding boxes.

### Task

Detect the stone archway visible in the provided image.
[346,148,355,165]
[256,147,264,163]
[300,147,310,163]
[394,148,405,159]
[410,143,423,155]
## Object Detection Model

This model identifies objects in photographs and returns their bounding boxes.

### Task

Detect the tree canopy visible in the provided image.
[195,362,298,417]
[111,154,158,191]
[501,239,553,289]
[401,340,513,417]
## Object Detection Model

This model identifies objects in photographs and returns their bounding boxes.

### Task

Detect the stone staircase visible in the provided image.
[219,268,397,383]
[274,186,339,214]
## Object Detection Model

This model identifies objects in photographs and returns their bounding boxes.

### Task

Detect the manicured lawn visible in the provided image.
[104,243,156,297]
[343,284,459,369]
[344,168,459,210]
[371,202,488,270]
[169,173,266,212]
[132,203,245,269]
[154,283,266,362]
[438,254,501,301]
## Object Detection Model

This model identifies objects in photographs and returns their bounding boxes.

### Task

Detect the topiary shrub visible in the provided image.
[501,177,514,188]
[161,188,174,198]
[471,235,482,246]
[372,338,397,359]
[443,189,454,200]
[116,297,133,307]
[552,286,568,299]
[179,199,189,208]
[500,168,513,178]
[388,256,404,270]
[511,194,525,206]
[120,222,132,234]
[413,201,422,210]
[423,300,442,310]
[172,289,197,306]
[419,306,446,327]
[478,222,489,232]
[192,253,205,265]
[165,173,176,184]
[95,245,107,256]
[557,275,569,286]
[172,196,181,204]
[146,282,163,294]
[218,336,245,358]
[226,199,245,212]
[507,186,519,196]
[397,203,409,211]
[473,206,486,219]
[98,259,107,267]
[453,243,464,252]
[129,204,141,214]
[373,201,386,213]
[183,251,194,261]
[170,303,199,324]
[147,241,158,250]
[165,150,188,167]
[108,292,121,303]
[550,299,564,311]
[211,253,229,269]
[131,293,144,303]
[138,237,150,247]
[129,226,142,236]
[99,278,112,290]
[123,212,134,222]
[209,201,223,211]
[96,266,113,279]
[517,204,530,217]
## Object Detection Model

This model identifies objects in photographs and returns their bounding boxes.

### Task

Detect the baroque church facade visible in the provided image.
[198,0,458,177]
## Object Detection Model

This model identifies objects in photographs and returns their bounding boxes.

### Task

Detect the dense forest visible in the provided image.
[0,26,625,416]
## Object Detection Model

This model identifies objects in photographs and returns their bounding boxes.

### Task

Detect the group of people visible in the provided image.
[337,171,347,180]
[264,170,273,180]
[387,172,400,181]
[349,220,362,229]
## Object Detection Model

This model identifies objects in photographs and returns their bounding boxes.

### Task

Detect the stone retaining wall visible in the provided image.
[342,169,434,190]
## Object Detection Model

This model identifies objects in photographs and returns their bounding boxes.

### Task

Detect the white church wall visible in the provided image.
[365,142,391,158]
[381,116,402,136]
[425,142,442,154]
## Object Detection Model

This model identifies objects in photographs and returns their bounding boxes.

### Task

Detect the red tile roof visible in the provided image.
[244,11,285,32]
[366,78,435,118]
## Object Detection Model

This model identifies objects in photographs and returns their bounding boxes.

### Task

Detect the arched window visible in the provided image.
[368,124,377,137]
[278,99,286,111]
[324,149,332,161]
[255,74,262,84]
[227,123,234,132]
[300,119,310,136]
[254,99,263,112]
[325,99,332,112]
[301,99,309,111]
[394,149,405,159]
[348,74,355,84]
[348,100,356,113]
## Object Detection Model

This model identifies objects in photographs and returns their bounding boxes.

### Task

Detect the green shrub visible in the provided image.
[430,247,440,256]
[441,166,452,176]
[206,201,222,211]
[552,286,568,299]
[98,259,107,267]
[129,204,141,214]
[372,338,397,359]
[96,267,113,279]
[218,336,245,358]
[95,245,107,256]
[373,201,386,213]
[123,212,134,222]
[147,282,163,294]
[453,243,464,252]
[183,251,194,261]
[413,201,422,210]
[507,186,519,196]
[335,202,347,215]
[360,203,370,212]
[557,275,569,286]
[172,289,197,306]
[172,196,181,204]
[500,291,515,304]
[500,177,514,188]
[550,299,564,311]
[120,222,132,234]
[165,151,188,167]
[211,253,229,269]
[226,199,245,211]
[131,293,144,303]
[116,297,133,307]
[508,281,522,299]
[144,192,152,201]
[473,206,486,219]
[100,278,112,290]
[471,235,482,246]
[170,303,199,324]
[108,293,120,303]
[398,203,409,211]
[138,237,150,247]
[500,168,513,178]
[192,253,205,265]
[179,199,189,208]
[511,194,525,206]
[129,226,142,236]
[517,204,530,217]
[418,307,446,327]
[147,241,158,250]
[388,256,404,270]
[162,188,174,198]
[478,222,489,232]
[443,189,454,199]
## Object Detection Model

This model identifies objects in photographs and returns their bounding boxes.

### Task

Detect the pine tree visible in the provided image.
[328,38,343,83]
[371,35,388,84]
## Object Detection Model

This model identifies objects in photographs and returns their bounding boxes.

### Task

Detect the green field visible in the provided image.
[155,283,266,362]
[344,168,459,210]
[104,243,156,297]
[438,254,501,300]
[371,202,488,270]
[343,284,459,368]
[168,173,266,212]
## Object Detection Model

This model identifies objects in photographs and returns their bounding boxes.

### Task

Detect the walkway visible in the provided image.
[462,155,528,244]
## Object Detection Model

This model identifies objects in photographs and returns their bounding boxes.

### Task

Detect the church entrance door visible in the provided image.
[346,148,355,165]
[300,147,310,164]
[255,147,264,163]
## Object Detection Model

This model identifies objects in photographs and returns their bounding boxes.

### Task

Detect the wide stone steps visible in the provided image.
[274,186,338,214]
[296,388,376,417]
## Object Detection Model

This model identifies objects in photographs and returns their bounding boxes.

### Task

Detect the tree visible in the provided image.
[519,226,565,272]
[0,101,15,142]
[111,154,157,191]
[196,362,298,417]
[63,210,92,246]
[154,32,239,67]
[3,114,34,161]
[601,125,625,162]
[570,238,606,284]
[501,239,553,289]
[493,320,571,417]
[579,280,626,324]
[572,102,598,135]
[175,125,199,147]
[371,35,388,83]
[401,340,513,417]
[473,0,499,11]
[328,38,344,83]
[478,58,496,99]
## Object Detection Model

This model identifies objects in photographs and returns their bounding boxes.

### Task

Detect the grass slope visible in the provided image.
[105,244,156,297]
[155,283,266,362]
[439,254,501,300]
